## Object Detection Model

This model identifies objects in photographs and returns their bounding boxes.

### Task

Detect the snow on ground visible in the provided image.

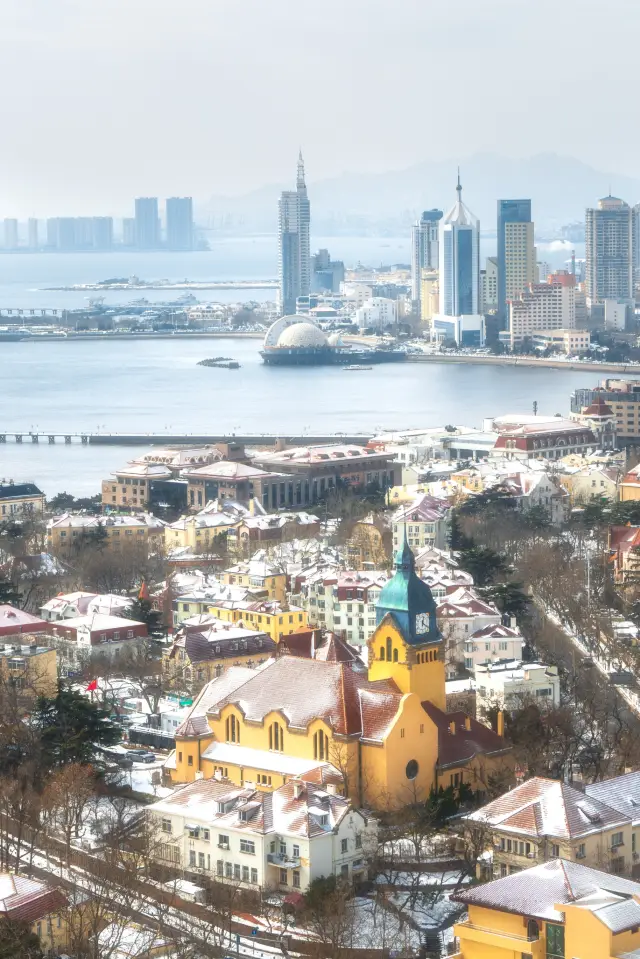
[375,869,471,888]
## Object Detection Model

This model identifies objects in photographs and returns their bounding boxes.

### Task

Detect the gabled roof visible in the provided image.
[0,873,67,923]
[453,858,640,923]
[465,776,630,839]
[422,702,509,770]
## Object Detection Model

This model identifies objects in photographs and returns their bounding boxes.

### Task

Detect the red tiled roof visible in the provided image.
[0,874,67,924]
[421,702,510,769]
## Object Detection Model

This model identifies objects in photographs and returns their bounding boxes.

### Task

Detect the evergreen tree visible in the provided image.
[32,684,120,770]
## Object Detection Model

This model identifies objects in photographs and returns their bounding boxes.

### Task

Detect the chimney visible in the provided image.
[464,716,471,731]
[497,710,505,738]
[325,783,337,796]
[214,768,222,781]
[292,780,303,799]
[449,721,456,735]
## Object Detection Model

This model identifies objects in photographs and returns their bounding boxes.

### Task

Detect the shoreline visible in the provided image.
[408,353,637,374]
[7,331,264,341]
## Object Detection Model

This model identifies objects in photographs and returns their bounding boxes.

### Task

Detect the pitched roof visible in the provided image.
[465,777,630,839]
[586,770,640,823]
[422,702,510,770]
[0,483,43,500]
[277,629,365,668]
[453,859,640,923]
[0,873,67,923]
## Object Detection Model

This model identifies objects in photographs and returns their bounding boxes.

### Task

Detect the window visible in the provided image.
[545,922,564,958]
[242,865,249,882]
[203,829,210,841]
[234,864,241,880]
[225,862,233,878]
[189,850,196,867]
[576,843,585,859]
[314,730,329,761]
[240,839,255,855]
[217,860,224,876]
[251,868,258,884]
[161,818,172,834]
[198,852,205,869]
[218,834,230,849]
[293,844,300,857]
[269,722,284,751]
[341,838,348,854]
[379,646,385,660]
[405,759,419,780]
[293,870,300,888]
[612,831,624,848]
[279,868,288,885]
[226,714,240,743]
[386,637,392,661]
[355,834,362,849]
[551,843,560,857]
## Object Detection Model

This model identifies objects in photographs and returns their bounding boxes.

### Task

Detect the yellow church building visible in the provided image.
[168,539,513,810]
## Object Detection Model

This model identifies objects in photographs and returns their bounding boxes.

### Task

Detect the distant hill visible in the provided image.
[199,153,640,236]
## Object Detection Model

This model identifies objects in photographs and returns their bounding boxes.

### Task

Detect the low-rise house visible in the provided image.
[437,590,502,676]
[619,462,640,502]
[420,564,475,601]
[165,512,242,553]
[205,598,308,643]
[496,471,569,525]
[0,639,57,698]
[464,623,525,673]
[295,569,389,647]
[465,776,633,879]
[163,621,276,692]
[0,604,49,636]
[51,613,147,671]
[585,769,640,875]
[560,464,620,504]
[222,558,287,603]
[40,591,133,622]
[173,582,259,626]
[475,660,560,719]
[226,511,321,553]
[148,774,374,892]
[0,481,45,517]
[391,492,450,552]
[0,873,68,954]
[48,513,166,554]
[453,859,640,959]
[609,525,640,586]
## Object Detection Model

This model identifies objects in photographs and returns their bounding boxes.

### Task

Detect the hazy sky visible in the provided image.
[0,0,636,215]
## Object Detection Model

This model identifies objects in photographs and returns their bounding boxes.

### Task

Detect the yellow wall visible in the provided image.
[222,570,286,603]
[165,518,239,552]
[0,648,57,699]
[205,603,308,642]
[367,616,446,710]
[163,645,271,694]
[620,482,640,502]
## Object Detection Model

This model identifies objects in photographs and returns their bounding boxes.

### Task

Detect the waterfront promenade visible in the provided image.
[0,431,372,447]
[408,352,640,374]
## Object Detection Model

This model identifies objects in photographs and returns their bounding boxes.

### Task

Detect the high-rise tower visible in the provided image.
[411,209,442,302]
[585,196,633,307]
[134,197,160,250]
[166,197,194,251]
[497,199,536,326]
[277,152,311,316]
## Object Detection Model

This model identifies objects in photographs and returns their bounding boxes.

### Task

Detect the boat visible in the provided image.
[197,358,240,369]
[343,364,373,371]
[0,327,31,342]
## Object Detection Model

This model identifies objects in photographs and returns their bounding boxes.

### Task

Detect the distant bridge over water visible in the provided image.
[0,431,373,447]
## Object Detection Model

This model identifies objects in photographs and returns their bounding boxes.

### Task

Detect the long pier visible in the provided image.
[0,432,373,447]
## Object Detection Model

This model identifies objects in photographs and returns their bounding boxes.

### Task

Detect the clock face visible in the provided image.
[415,612,430,635]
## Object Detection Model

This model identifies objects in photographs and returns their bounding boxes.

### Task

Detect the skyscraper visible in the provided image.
[433,174,484,346]
[3,219,18,250]
[92,217,114,251]
[411,209,442,302]
[134,197,160,250]
[27,218,38,250]
[278,152,311,316]
[585,196,633,307]
[439,174,480,317]
[497,199,536,325]
[166,197,194,251]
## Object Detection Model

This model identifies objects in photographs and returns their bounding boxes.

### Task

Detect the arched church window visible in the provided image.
[393,648,398,662]
[269,722,284,751]
[379,646,385,661]
[386,637,392,661]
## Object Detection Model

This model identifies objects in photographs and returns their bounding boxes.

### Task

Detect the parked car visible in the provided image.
[128,750,156,763]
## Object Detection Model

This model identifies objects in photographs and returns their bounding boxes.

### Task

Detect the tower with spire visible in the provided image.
[277,152,311,316]
[430,171,484,346]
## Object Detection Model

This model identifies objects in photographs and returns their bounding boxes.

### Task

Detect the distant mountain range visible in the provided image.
[199,153,640,237]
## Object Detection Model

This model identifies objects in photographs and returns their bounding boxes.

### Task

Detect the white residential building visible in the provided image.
[436,589,503,676]
[355,297,398,331]
[463,623,525,672]
[149,775,374,892]
[475,660,560,719]
[392,493,449,552]
[40,591,133,622]
[294,570,389,647]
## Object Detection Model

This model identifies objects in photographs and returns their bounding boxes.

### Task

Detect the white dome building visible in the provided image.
[277,322,329,349]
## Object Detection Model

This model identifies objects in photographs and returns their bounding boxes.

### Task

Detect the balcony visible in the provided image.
[267,853,300,869]
[455,921,542,957]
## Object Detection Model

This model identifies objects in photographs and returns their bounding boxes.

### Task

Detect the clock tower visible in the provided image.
[368,535,445,708]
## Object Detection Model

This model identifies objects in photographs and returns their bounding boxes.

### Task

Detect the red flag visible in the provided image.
[138,580,150,602]
[86,679,98,692]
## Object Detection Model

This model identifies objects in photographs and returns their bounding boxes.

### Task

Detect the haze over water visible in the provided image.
[0,237,593,496]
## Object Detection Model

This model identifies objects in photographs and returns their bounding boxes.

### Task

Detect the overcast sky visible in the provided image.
[0,0,635,215]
